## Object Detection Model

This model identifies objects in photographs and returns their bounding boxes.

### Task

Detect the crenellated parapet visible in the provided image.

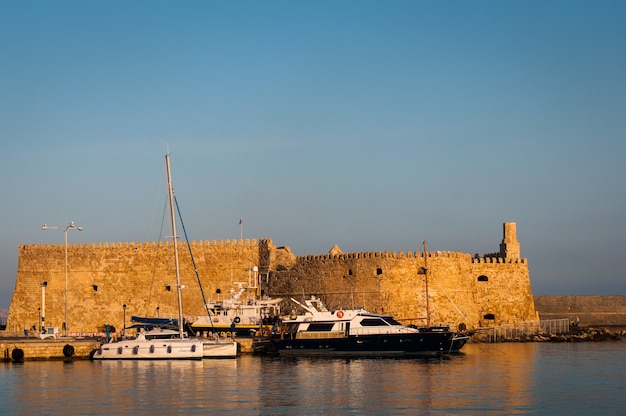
[297,250,473,262]
[21,238,259,251]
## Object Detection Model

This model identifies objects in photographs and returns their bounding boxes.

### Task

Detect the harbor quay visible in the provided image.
[0,335,254,362]
[0,337,102,362]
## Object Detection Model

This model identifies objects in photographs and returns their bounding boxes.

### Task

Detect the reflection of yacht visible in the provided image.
[265,296,454,357]
[189,270,282,338]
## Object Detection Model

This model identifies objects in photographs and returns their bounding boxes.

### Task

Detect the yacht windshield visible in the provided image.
[382,317,402,326]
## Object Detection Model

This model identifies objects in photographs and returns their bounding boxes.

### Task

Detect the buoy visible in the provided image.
[63,344,75,358]
[336,310,344,318]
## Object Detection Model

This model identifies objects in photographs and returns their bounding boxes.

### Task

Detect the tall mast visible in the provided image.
[423,240,430,327]
[165,154,185,338]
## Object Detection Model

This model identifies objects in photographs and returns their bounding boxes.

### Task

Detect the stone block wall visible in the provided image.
[534,295,626,326]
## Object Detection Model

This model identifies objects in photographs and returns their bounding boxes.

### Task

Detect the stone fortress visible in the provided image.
[7,222,538,335]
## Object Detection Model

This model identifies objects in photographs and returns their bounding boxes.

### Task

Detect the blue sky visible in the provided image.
[1,1,625,308]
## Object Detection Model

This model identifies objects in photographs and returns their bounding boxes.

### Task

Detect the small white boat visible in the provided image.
[200,338,238,358]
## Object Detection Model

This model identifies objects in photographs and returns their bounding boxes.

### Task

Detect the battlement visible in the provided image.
[298,250,473,261]
[21,238,259,250]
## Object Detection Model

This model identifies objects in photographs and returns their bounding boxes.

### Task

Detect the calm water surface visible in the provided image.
[1,342,625,415]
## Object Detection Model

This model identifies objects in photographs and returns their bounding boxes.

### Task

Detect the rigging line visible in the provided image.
[173,195,215,331]
[429,275,467,319]
[146,195,169,318]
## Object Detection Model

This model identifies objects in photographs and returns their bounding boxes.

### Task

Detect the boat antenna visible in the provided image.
[165,153,185,339]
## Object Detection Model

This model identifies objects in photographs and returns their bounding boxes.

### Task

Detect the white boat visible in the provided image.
[92,327,202,360]
[93,154,234,360]
[199,338,238,358]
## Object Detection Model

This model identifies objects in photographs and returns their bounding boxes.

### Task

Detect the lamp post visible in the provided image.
[122,304,127,339]
[42,221,84,337]
[40,281,47,335]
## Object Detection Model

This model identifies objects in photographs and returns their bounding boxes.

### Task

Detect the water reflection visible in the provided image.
[1,342,625,415]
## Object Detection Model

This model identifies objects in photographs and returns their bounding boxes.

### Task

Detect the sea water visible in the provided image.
[1,342,625,415]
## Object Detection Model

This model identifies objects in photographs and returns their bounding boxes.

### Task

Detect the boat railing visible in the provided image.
[295,331,347,339]
[349,327,412,336]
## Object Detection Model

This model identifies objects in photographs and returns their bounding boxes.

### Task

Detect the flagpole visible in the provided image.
[239,217,243,241]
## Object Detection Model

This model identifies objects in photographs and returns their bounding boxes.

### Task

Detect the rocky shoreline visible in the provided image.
[525,327,626,343]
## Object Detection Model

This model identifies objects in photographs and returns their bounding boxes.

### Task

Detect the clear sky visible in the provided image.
[1,1,625,309]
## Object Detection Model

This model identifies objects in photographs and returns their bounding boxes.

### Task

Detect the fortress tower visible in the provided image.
[500,222,520,260]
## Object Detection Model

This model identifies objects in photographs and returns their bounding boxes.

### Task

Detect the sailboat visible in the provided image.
[92,154,212,360]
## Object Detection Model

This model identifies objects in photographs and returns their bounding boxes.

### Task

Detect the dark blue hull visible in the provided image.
[269,331,453,357]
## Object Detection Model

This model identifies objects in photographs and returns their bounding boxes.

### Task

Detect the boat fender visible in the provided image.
[11,348,24,363]
[220,332,226,338]
[132,346,139,355]
[63,344,75,358]
[214,317,219,323]
[167,345,172,353]
[150,345,155,353]
[117,347,123,354]
[191,344,196,352]
[336,311,344,318]
[234,316,241,324]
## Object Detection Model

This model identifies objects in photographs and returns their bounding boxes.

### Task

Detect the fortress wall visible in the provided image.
[269,248,536,330]
[8,239,262,334]
[8,223,538,334]
[534,295,626,326]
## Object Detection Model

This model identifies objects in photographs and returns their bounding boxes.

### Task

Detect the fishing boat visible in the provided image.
[93,154,234,360]
[189,276,282,339]
[265,296,454,357]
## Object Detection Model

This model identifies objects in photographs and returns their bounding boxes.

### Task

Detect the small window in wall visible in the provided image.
[376,268,383,275]
[92,285,98,292]
[478,275,489,282]
[483,313,495,320]
[165,285,171,291]
[348,269,353,276]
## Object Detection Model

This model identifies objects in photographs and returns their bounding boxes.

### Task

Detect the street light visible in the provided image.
[42,221,84,337]
[122,304,127,339]
[40,281,47,335]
